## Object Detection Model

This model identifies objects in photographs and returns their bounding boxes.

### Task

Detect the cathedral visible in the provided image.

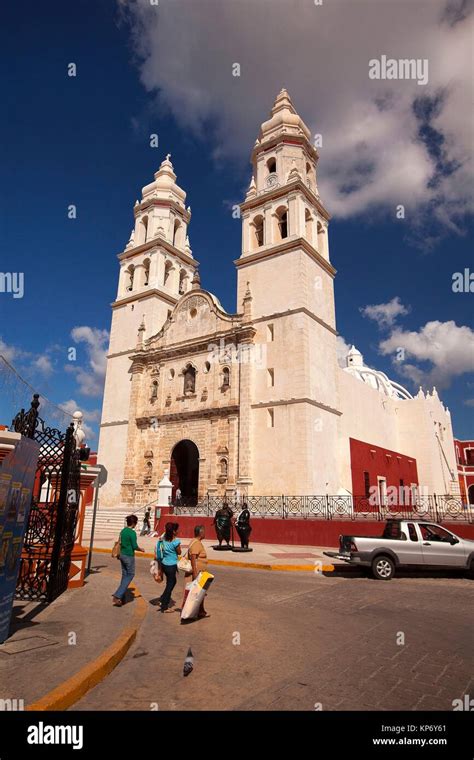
[97,90,458,509]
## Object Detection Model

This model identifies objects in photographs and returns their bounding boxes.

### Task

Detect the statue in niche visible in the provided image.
[184,365,196,394]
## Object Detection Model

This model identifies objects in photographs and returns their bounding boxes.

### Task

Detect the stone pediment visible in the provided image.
[145,289,242,349]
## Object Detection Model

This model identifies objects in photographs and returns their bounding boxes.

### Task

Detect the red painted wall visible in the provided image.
[454,439,474,504]
[350,438,418,505]
[455,439,474,466]
[154,514,474,548]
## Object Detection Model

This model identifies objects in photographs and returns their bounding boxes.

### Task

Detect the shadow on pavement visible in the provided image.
[8,600,49,636]
[326,566,471,580]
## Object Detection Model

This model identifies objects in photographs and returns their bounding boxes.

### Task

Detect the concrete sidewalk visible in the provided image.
[0,560,147,709]
[84,532,341,571]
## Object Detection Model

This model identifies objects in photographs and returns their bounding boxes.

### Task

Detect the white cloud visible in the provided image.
[118,0,474,245]
[0,337,24,364]
[360,297,410,329]
[336,335,352,368]
[32,355,54,377]
[70,326,109,398]
[379,319,474,389]
[59,399,101,441]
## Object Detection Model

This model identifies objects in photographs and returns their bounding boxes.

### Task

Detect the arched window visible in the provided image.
[144,460,153,484]
[267,157,276,174]
[179,269,187,294]
[275,207,288,241]
[317,221,325,255]
[173,219,181,247]
[183,364,196,394]
[251,215,264,250]
[138,216,148,246]
[305,209,313,244]
[222,367,230,389]
[143,259,150,286]
[164,260,173,286]
[126,265,135,291]
[306,162,315,189]
[150,380,158,401]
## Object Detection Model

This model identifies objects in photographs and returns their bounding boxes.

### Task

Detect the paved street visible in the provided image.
[72,554,474,711]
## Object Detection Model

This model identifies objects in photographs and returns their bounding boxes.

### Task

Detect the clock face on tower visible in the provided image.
[265,172,279,189]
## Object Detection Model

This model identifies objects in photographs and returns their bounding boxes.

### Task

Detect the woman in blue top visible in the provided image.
[156,522,181,613]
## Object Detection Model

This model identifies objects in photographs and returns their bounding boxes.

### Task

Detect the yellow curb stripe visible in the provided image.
[89,546,335,573]
[26,584,147,712]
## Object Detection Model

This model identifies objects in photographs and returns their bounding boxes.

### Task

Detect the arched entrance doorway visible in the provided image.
[468,484,474,505]
[170,440,199,506]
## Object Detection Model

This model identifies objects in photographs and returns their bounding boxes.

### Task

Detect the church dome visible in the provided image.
[259,89,311,143]
[141,154,186,204]
[343,345,412,400]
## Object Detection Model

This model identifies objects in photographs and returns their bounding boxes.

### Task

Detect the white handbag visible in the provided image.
[177,540,196,573]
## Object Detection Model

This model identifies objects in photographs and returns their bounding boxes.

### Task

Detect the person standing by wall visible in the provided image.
[156,522,181,613]
[141,508,151,535]
[112,515,145,607]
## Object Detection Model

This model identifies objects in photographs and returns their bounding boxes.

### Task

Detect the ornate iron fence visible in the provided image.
[172,493,473,523]
[12,396,80,602]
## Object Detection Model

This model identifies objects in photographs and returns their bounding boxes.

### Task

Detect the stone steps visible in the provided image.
[83,507,134,539]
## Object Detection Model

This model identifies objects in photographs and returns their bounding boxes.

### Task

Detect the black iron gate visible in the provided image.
[11,395,80,603]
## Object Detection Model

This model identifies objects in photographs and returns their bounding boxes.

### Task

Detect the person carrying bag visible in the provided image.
[155,522,181,613]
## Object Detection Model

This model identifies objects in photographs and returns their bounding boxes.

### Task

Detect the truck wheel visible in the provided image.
[372,555,395,580]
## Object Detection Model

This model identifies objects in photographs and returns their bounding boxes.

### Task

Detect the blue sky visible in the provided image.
[0,0,473,443]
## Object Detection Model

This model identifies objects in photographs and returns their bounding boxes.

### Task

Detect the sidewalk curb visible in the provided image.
[88,546,336,573]
[26,584,147,712]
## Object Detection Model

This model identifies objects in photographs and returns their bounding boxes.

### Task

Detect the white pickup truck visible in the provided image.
[323,519,474,580]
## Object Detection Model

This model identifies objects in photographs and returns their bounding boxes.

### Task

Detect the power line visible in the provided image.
[0,354,71,422]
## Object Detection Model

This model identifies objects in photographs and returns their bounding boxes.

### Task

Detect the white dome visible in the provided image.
[343,346,412,400]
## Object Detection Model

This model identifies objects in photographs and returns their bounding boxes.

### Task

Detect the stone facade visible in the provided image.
[97,90,459,508]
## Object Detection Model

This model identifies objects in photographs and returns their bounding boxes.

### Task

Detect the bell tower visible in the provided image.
[236,89,341,494]
[98,155,198,507]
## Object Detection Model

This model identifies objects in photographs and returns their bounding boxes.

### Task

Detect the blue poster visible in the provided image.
[0,436,39,643]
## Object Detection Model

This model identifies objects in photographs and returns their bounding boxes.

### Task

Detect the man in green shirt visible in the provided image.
[112,515,145,606]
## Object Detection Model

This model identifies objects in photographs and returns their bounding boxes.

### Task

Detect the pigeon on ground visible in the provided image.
[183,647,194,677]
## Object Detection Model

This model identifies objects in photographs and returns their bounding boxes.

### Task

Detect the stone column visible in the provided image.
[208,417,219,495]
[134,263,146,291]
[117,267,128,299]
[237,341,253,490]
[241,212,250,255]
[228,414,239,486]
[263,203,273,246]
[155,251,165,288]
[122,357,145,486]
[287,191,298,237]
